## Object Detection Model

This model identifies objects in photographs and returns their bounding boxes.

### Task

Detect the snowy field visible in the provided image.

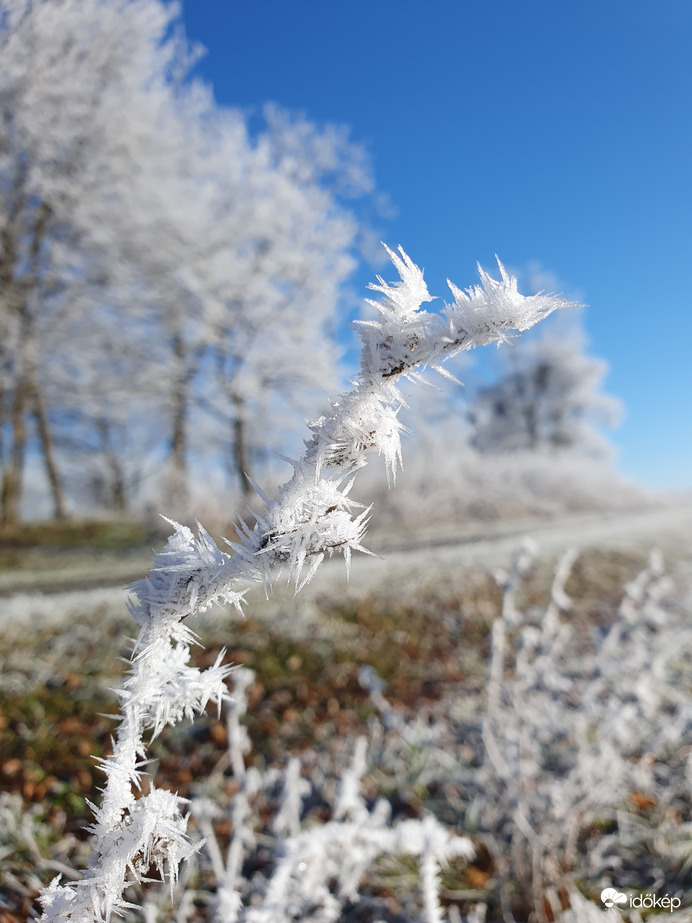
[2,503,692,922]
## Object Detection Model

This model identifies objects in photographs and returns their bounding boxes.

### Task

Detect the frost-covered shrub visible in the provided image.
[475,544,692,918]
[356,544,692,921]
[361,443,648,530]
[167,673,474,923]
[468,327,620,456]
[0,793,91,909]
[38,247,573,922]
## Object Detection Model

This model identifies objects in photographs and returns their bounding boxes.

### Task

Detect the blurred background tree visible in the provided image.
[0,0,371,524]
[468,325,621,457]
[0,0,640,530]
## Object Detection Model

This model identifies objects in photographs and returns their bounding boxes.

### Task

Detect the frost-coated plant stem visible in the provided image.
[39,245,573,922]
[190,675,475,923]
[40,596,235,921]
[469,541,692,919]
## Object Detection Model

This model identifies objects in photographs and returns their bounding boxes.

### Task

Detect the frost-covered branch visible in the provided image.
[39,246,571,921]
[130,245,575,616]
[39,607,233,921]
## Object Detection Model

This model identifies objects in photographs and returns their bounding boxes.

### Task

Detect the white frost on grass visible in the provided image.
[0,586,128,631]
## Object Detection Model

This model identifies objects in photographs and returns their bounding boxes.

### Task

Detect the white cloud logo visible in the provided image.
[601,888,627,909]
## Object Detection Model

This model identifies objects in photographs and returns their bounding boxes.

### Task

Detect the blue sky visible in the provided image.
[181,1,691,489]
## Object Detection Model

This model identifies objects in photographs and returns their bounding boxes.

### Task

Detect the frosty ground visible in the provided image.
[1,502,692,921]
[2,503,691,632]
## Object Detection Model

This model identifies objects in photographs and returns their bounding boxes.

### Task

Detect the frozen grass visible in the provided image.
[0,520,159,562]
[2,531,691,921]
[0,521,162,602]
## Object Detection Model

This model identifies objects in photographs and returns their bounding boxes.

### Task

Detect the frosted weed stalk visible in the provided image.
[176,674,474,923]
[39,246,573,921]
[348,544,692,921]
[463,544,692,920]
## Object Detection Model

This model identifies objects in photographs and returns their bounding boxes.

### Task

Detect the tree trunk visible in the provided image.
[33,380,67,520]
[94,418,128,512]
[0,199,53,526]
[0,384,5,468]
[1,382,28,527]
[164,331,190,510]
[170,333,188,473]
[232,394,253,500]
[525,401,538,451]
[109,461,128,512]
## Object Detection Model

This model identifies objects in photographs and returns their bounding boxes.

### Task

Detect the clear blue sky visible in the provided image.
[181,1,691,489]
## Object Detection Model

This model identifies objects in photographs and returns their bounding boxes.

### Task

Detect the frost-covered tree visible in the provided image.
[469,324,620,456]
[115,103,369,505]
[0,0,371,521]
[0,0,193,524]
